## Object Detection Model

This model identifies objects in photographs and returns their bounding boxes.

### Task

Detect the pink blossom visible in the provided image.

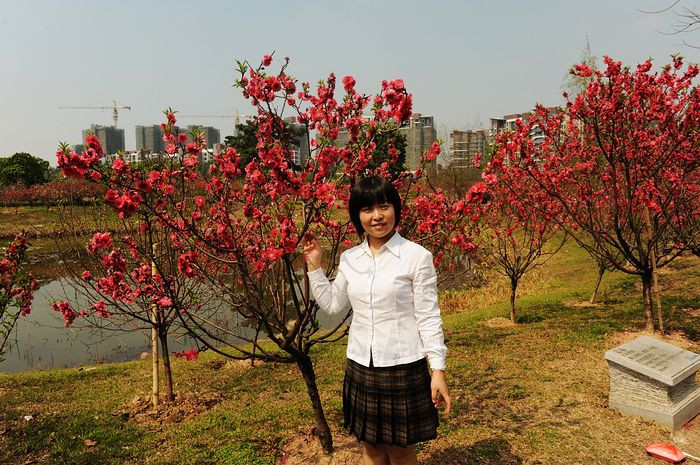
[52,301,79,327]
[173,348,199,361]
[88,232,113,254]
[342,75,356,94]
[177,251,198,277]
[92,301,110,318]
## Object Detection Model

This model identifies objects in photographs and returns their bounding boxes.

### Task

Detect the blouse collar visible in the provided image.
[354,231,403,259]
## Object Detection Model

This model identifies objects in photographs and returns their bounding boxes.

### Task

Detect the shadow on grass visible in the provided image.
[443,363,584,439]
[170,439,277,465]
[662,294,700,342]
[516,314,545,324]
[423,438,522,464]
[0,411,145,465]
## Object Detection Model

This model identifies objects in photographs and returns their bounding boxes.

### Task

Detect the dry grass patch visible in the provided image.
[607,329,697,350]
[276,426,361,465]
[113,390,223,427]
[562,299,605,308]
[484,317,516,328]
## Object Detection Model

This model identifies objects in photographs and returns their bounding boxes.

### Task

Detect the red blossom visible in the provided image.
[92,300,111,318]
[186,142,199,156]
[173,348,199,361]
[52,301,79,327]
[0,233,37,321]
[87,232,113,254]
[342,75,356,94]
[177,251,198,277]
[104,189,142,218]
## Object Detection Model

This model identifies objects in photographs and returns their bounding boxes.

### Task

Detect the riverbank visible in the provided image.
[1,241,699,464]
[0,205,116,240]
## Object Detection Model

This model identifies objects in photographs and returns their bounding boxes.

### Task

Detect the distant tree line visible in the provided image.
[0,152,104,207]
[0,152,51,187]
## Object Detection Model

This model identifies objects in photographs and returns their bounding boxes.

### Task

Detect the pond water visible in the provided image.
[0,279,198,372]
[0,277,348,373]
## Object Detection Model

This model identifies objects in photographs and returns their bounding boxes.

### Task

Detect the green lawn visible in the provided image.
[0,205,117,240]
[0,240,698,464]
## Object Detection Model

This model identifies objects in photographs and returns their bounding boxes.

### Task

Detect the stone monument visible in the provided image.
[604,335,700,430]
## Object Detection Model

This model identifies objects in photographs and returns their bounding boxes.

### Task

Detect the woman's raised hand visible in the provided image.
[302,234,323,271]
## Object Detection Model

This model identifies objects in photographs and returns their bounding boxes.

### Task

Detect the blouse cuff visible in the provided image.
[428,356,446,372]
[306,268,326,281]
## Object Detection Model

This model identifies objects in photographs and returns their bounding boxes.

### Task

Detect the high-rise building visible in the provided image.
[446,129,488,185]
[489,113,529,139]
[401,113,437,173]
[333,112,437,174]
[449,129,489,167]
[135,125,165,153]
[490,108,559,151]
[82,125,125,154]
[185,125,221,149]
[283,117,310,167]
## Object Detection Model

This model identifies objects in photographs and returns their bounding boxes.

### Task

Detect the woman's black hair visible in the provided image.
[348,176,402,238]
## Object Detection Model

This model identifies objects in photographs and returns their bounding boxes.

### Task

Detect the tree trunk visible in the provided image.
[509,278,518,324]
[641,275,655,332]
[158,329,175,401]
[590,265,605,304]
[151,319,159,409]
[296,353,333,454]
[644,206,664,335]
[150,245,160,409]
[650,253,664,335]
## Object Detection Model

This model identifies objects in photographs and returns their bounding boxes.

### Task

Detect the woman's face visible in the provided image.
[359,202,396,240]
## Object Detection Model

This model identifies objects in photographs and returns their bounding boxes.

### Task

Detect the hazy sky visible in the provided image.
[0,0,697,164]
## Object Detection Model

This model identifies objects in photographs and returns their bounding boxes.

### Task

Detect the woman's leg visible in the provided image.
[385,444,418,465]
[362,442,389,465]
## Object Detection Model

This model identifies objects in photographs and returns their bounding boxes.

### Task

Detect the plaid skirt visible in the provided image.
[342,357,439,447]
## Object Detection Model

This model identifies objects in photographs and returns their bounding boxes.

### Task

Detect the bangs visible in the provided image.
[348,176,402,238]
[353,185,390,210]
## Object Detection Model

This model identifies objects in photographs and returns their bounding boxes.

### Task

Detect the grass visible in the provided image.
[0,240,699,464]
[0,205,118,240]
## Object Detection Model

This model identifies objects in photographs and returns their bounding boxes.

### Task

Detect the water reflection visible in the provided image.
[1,277,349,373]
[0,279,196,372]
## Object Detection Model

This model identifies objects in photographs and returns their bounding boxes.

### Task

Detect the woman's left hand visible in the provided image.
[431,370,452,415]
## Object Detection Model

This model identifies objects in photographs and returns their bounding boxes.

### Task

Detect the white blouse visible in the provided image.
[307,232,447,371]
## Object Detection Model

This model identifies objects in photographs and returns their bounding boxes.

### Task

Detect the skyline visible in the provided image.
[1,0,697,165]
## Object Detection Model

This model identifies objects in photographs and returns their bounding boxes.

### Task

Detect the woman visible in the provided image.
[303,176,451,465]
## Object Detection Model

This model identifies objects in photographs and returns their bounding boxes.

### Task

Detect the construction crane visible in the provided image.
[58,100,132,127]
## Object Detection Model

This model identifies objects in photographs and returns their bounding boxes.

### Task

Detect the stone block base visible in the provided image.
[610,386,700,431]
